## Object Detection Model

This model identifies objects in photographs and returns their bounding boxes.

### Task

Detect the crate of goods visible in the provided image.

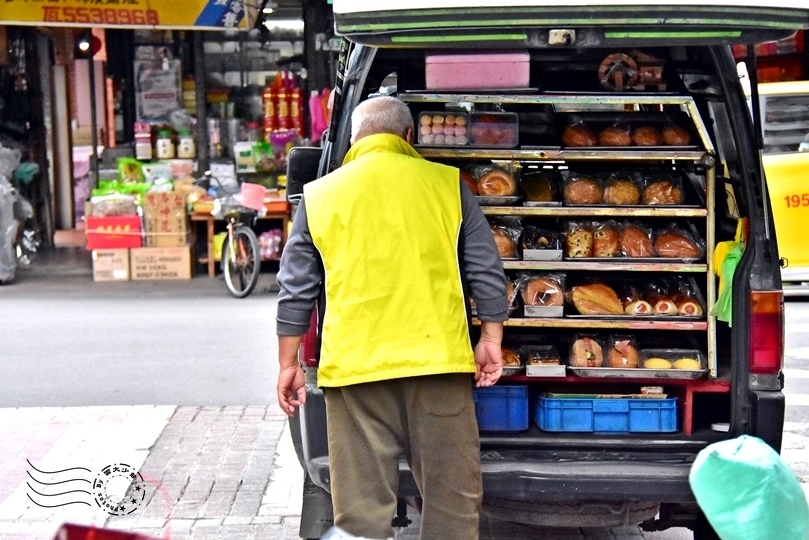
[535,394,678,433]
[85,216,142,250]
[143,192,189,248]
[474,385,529,432]
[425,51,530,90]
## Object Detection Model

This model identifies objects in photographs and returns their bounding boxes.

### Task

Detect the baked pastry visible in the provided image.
[562,124,598,147]
[565,225,593,258]
[631,125,663,146]
[522,227,559,250]
[619,223,655,257]
[603,179,641,205]
[593,223,620,258]
[677,299,703,317]
[644,357,673,369]
[673,358,702,370]
[492,226,517,258]
[654,229,702,259]
[570,337,603,367]
[521,171,555,202]
[643,180,683,205]
[460,170,478,195]
[608,339,639,368]
[502,348,521,366]
[570,283,624,315]
[527,349,561,365]
[624,300,653,315]
[564,176,602,205]
[522,276,565,307]
[599,126,632,146]
[470,114,517,146]
[506,281,518,312]
[662,124,692,146]
[478,168,517,196]
[653,299,678,315]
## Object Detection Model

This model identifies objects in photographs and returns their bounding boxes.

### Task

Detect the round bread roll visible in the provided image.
[654,299,678,315]
[522,277,565,307]
[599,126,632,147]
[570,337,603,367]
[566,227,593,258]
[593,224,620,257]
[662,124,692,146]
[603,180,640,205]
[624,300,653,315]
[644,357,673,369]
[562,124,598,147]
[643,180,683,205]
[631,125,662,146]
[673,358,702,370]
[564,177,602,205]
[492,227,517,258]
[608,339,639,368]
[677,299,703,317]
[502,348,521,367]
[478,168,517,196]
[460,170,478,195]
[619,224,655,257]
[654,229,702,259]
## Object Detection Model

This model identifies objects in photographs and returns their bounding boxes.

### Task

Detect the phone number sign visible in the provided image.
[0,0,250,29]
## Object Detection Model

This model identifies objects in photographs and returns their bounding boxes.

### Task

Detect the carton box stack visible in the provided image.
[143,192,189,248]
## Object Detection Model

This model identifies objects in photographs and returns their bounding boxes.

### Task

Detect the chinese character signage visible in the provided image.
[0,0,255,30]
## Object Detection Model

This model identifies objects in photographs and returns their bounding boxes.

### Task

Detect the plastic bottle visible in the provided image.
[262,74,280,140]
[155,129,175,159]
[277,71,292,130]
[289,74,304,136]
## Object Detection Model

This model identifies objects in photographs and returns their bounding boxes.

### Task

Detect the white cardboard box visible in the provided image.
[92,249,130,282]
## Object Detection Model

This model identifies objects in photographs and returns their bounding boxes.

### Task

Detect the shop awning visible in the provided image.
[0,0,257,30]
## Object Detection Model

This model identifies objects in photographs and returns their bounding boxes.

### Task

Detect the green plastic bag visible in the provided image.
[689,435,809,540]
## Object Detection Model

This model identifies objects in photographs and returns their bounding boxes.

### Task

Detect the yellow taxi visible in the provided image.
[751,80,809,295]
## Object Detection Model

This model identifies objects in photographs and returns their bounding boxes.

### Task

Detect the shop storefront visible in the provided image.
[0,0,337,282]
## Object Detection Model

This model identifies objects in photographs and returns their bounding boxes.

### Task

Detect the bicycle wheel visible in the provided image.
[222,226,261,298]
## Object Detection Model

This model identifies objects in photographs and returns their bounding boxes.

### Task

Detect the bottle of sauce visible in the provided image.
[262,74,280,140]
[277,71,292,130]
[289,74,304,137]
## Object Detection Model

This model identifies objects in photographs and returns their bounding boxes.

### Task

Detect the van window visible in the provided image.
[760,94,809,154]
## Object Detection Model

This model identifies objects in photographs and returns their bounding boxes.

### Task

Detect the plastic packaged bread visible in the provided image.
[569,282,624,315]
[563,174,603,205]
[654,225,703,259]
[570,335,604,367]
[477,165,518,196]
[565,222,594,258]
[593,221,620,257]
[619,222,655,257]
[607,335,640,368]
[520,273,566,307]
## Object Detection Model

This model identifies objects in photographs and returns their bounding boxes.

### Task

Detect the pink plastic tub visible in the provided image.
[240,182,266,211]
[425,51,530,90]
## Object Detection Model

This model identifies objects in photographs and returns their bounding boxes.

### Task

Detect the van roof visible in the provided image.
[333,1,809,47]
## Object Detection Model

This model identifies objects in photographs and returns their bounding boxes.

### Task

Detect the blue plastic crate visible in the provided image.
[473,385,529,432]
[535,396,678,433]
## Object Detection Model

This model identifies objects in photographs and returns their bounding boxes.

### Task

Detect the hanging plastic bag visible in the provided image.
[689,435,809,540]
[711,218,746,326]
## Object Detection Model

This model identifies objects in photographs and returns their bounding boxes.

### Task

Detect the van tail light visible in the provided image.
[299,309,319,368]
[749,291,784,375]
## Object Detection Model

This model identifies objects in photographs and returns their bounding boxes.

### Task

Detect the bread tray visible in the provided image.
[565,145,700,151]
[502,365,525,377]
[564,314,703,320]
[526,364,566,377]
[476,195,521,206]
[568,367,708,380]
[524,201,562,207]
[523,248,563,261]
[562,256,703,263]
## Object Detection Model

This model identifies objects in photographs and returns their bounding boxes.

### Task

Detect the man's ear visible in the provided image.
[405,128,414,145]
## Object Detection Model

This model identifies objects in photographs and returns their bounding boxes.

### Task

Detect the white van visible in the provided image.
[285,2,809,538]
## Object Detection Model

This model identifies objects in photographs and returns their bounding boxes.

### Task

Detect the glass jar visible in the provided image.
[177,129,196,159]
[156,130,175,159]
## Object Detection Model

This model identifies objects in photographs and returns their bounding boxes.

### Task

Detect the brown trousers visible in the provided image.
[324,373,482,540]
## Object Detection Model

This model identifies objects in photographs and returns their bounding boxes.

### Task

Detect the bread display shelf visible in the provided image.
[473,318,708,331]
[568,367,708,380]
[501,260,707,273]
[482,206,708,218]
[418,147,708,162]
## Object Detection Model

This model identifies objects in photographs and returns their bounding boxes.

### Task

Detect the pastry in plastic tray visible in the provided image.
[469,113,518,147]
[643,178,684,205]
[561,122,598,147]
[478,166,517,196]
[492,226,517,258]
[569,282,624,315]
[502,347,522,367]
[565,222,594,258]
[593,221,620,258]
[523,227,561,251]
[460,169,478,195]
[654,226,703,259]
[563,175,602,205]
[603,177,641,205]
[641,348,705,370]
[607,335,640,368]
[418,112,468,146]
[598,124,632,146]
[631,125,663,146]
[526,346,561,365]
[521,274,565,307]
[570,336,604,367]
[662,123,692,146]
[619,222,655,258]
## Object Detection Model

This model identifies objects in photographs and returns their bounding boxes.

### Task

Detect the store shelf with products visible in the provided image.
[410,91,721,436]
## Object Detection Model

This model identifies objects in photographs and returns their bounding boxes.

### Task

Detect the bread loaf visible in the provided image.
[643,180,683,205]
[619,223,655,257]
[593,223,620,257]
[599,126,632,146]
[570,283,624,315]
[460,170,478,195]
[662,124,692,146]
[631,125,662,146]
[603,179,640,205]
[608,339,639,368]
[478,168,517,196]
[502,348,521,366]
[624,300,653,315]
[522,277,565,307]
[566,226,593,258]
[654,229,702,259]
[570,337,603,367]
[562,124,598,147]
[564,176,602,205]
[492,227,517,258]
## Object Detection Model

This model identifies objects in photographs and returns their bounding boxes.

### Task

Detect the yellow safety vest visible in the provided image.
[304,133,474,387]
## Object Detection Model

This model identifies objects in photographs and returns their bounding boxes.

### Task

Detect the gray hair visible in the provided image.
[350,96,414,143]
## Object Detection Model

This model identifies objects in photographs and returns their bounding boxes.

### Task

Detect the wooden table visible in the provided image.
[190,209,289,278]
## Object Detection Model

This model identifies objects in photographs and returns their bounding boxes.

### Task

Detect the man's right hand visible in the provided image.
[473,321,504,388]
[277,365,307,416]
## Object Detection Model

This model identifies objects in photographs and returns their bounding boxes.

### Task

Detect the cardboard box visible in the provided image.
[92,249,130,282]
[86,216,142,250]
[143,192,189,248]
[130,246,192,280]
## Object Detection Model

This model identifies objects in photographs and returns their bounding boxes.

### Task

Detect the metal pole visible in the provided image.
[88,56,99,190]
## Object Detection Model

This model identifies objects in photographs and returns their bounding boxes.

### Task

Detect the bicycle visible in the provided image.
[197,171,262,298]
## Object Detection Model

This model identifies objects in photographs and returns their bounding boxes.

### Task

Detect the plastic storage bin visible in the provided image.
[469,112,519,147]
[474,385,529,432]
[425,51,530,90]
[536,395,678,433]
